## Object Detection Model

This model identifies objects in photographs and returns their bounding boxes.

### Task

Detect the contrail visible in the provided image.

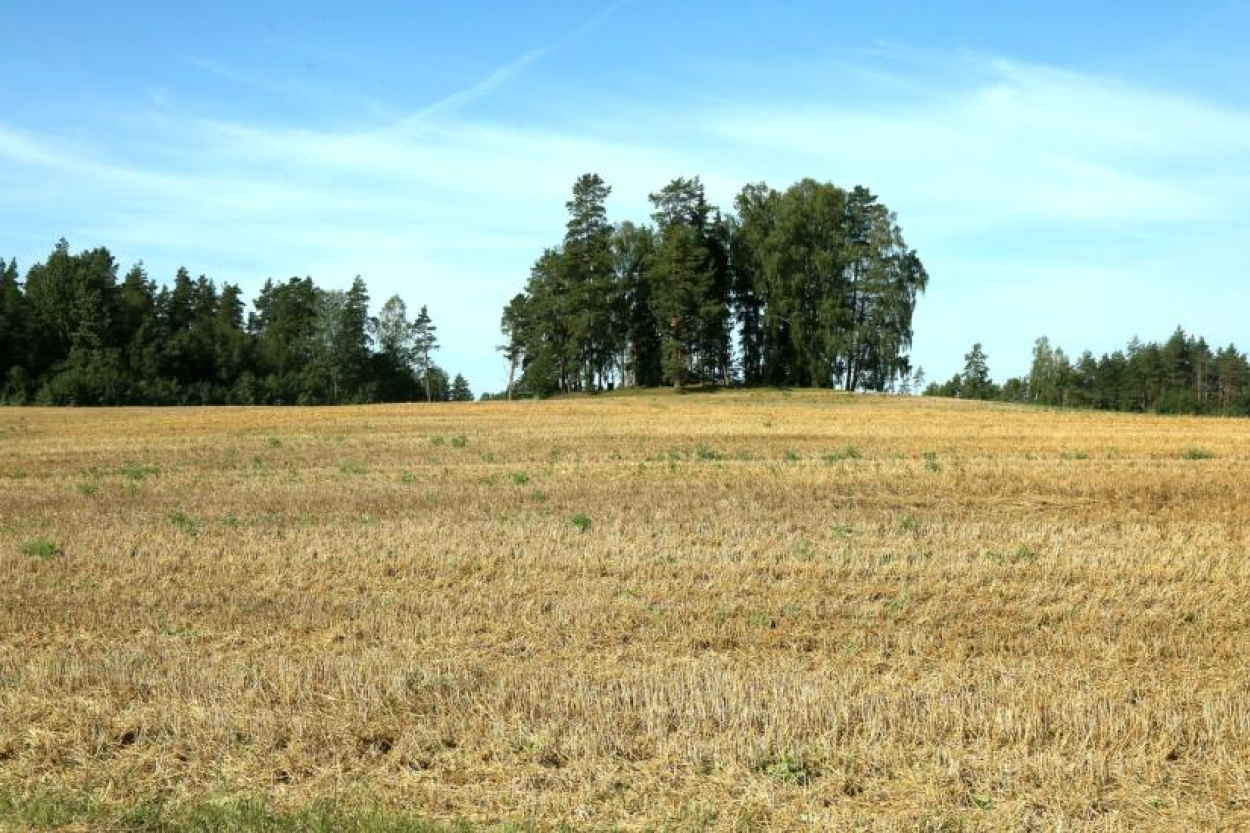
[405,0,635,123]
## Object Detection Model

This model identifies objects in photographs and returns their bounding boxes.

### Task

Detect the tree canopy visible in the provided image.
[501,173,928,396]
[925,330,1250,416]
[0,240,472,405]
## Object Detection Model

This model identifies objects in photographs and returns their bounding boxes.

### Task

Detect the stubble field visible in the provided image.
[1,391,1248,831]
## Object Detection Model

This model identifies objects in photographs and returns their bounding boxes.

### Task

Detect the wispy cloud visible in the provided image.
[703,54,1250,232]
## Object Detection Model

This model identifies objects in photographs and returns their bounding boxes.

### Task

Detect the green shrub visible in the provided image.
[119,462,159,482]
[21,538,61,559]
[758,754,817,786]
[168,511,199,536]
[695,444,722,461]
[986,545,1038,565]
[822,445,861,463]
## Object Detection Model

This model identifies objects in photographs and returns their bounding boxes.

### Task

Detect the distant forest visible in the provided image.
[0,241,473,405]
[930,334,1250,415]
[3,181,1246,417]
[498,174,929,395]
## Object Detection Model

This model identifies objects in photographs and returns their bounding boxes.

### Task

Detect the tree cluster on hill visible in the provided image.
[498,173,928,396]
[927,330,1250,415]
[0,240,472,405]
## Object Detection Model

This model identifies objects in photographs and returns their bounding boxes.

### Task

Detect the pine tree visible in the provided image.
[961,343,992,400]
[563,173,619,390]
[450,373,473,401]
[213,284,249,395]
[518,248,574,395]
[647,177,722,388]
[612,222,661,387]
[412,304,439,402]
[251,277,319,402]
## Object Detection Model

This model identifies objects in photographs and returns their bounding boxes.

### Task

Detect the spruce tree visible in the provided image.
[450,373,473,401]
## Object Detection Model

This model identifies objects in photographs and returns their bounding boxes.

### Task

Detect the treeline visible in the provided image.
[0,240,474,405]
[498,174,928,396]
[928,330,1250,415]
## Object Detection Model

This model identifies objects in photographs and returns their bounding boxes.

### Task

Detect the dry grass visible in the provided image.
[1,390,1249,830]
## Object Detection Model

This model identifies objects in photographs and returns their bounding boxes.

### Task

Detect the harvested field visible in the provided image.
[1,391,1249,830]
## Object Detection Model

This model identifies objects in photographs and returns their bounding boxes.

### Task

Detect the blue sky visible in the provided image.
[3,1,1249,390]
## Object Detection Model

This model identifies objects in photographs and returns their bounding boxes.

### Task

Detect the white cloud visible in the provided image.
[702,58,1250,231]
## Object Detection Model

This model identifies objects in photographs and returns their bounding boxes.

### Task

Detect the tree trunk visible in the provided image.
[423,348,431,402]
